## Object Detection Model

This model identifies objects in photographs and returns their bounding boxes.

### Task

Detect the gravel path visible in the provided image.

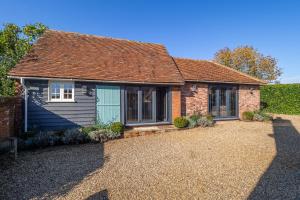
[1,115,299,200]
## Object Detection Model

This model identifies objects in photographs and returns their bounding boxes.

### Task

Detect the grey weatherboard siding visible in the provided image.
[26,80,96,130]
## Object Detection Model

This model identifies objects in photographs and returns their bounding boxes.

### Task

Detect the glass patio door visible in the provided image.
[126,87,139,123]
[209,85,238,118]
[142,87,154,122]
[125,86,168,124]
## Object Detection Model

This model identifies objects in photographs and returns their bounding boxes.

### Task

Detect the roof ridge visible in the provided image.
[207,60,267,84]
[173,57,266,84]
[173,57,208,62]
[46,29,164,47]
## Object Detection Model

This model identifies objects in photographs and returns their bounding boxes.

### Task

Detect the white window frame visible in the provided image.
[48,81,75,102]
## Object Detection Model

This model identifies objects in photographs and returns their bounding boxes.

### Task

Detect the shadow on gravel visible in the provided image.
[0,143,105,199]
[86,189,109,200]
[248,117,300,200]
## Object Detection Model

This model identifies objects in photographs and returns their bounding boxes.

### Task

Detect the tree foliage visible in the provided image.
[0,23,47,96]
[214,46,282,82]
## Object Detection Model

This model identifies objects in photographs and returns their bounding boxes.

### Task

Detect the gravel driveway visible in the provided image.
[1,115,299,200]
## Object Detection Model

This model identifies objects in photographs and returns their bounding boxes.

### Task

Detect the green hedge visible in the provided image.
[260,84,300,115]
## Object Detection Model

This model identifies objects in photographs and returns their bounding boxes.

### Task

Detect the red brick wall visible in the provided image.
[0,97,23,140]
[181,83,208,116]
[171,86,181,121]
[239,85,260,117]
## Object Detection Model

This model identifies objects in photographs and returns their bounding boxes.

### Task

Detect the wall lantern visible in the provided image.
[191,84,197,92]
[250,88,254,95]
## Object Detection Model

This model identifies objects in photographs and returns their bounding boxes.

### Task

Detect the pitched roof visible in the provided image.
[9,30,184,84]
[174,58,266,85]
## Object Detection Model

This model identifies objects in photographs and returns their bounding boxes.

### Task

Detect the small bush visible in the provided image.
[205,114,213,121]
[19,131,36,140]
[32,131,50,147]
[187,114,201,128]
[253,110,273,122]
[174,117,189,128]
[242,111,254,121]
[253,113,264,121]
[62,128,86,144]
[197,116,214,127]
[88,130,108,143]
[189,114,201,121]
[261,112,273,121]
[105,130,121,139]
[110,122,124,134]
[81,125,102,135]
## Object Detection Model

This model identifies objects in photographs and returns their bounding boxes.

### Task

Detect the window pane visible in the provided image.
[156,87,167,122]
[230,88,237,116]
[142,87,153,121]
[209,87,218,117]
[63,83,73,99]
[219,88,227,117]
[126,87,139,123]
[51,83,60,100]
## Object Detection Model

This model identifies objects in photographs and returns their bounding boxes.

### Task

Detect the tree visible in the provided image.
[214,46,282,82]
[0,23,47,96]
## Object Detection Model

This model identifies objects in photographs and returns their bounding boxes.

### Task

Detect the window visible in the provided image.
[49,81,74,102]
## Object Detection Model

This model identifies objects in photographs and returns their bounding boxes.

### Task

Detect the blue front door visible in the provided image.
[96,85,121,124]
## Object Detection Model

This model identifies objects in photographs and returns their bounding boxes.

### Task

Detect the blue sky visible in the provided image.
[1,0,300,83]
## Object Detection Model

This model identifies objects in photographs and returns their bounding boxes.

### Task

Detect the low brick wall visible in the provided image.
[0,97,23,140]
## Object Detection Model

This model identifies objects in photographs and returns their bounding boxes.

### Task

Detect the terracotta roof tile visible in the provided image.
[174,58,266,85]
[9,30,184,84]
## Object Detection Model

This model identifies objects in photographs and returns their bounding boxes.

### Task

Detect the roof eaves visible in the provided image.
[8,75,185,85]
[185,79,265,85]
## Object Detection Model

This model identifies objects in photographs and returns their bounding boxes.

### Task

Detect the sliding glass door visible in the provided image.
[125,86,169,124]
[142,87,154,122]
[209,85,238,118]
[156,87,168,122]
[126,87,139,123]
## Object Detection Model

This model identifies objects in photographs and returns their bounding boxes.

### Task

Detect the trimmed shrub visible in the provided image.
[261,84,300,115]
[174,117,189,128]
[242,111,254,121]
[110,122,124,134]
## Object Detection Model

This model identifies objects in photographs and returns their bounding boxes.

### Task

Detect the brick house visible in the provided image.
[8,30,265,131]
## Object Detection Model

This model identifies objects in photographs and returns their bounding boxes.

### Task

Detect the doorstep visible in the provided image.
[123,125,186,138]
